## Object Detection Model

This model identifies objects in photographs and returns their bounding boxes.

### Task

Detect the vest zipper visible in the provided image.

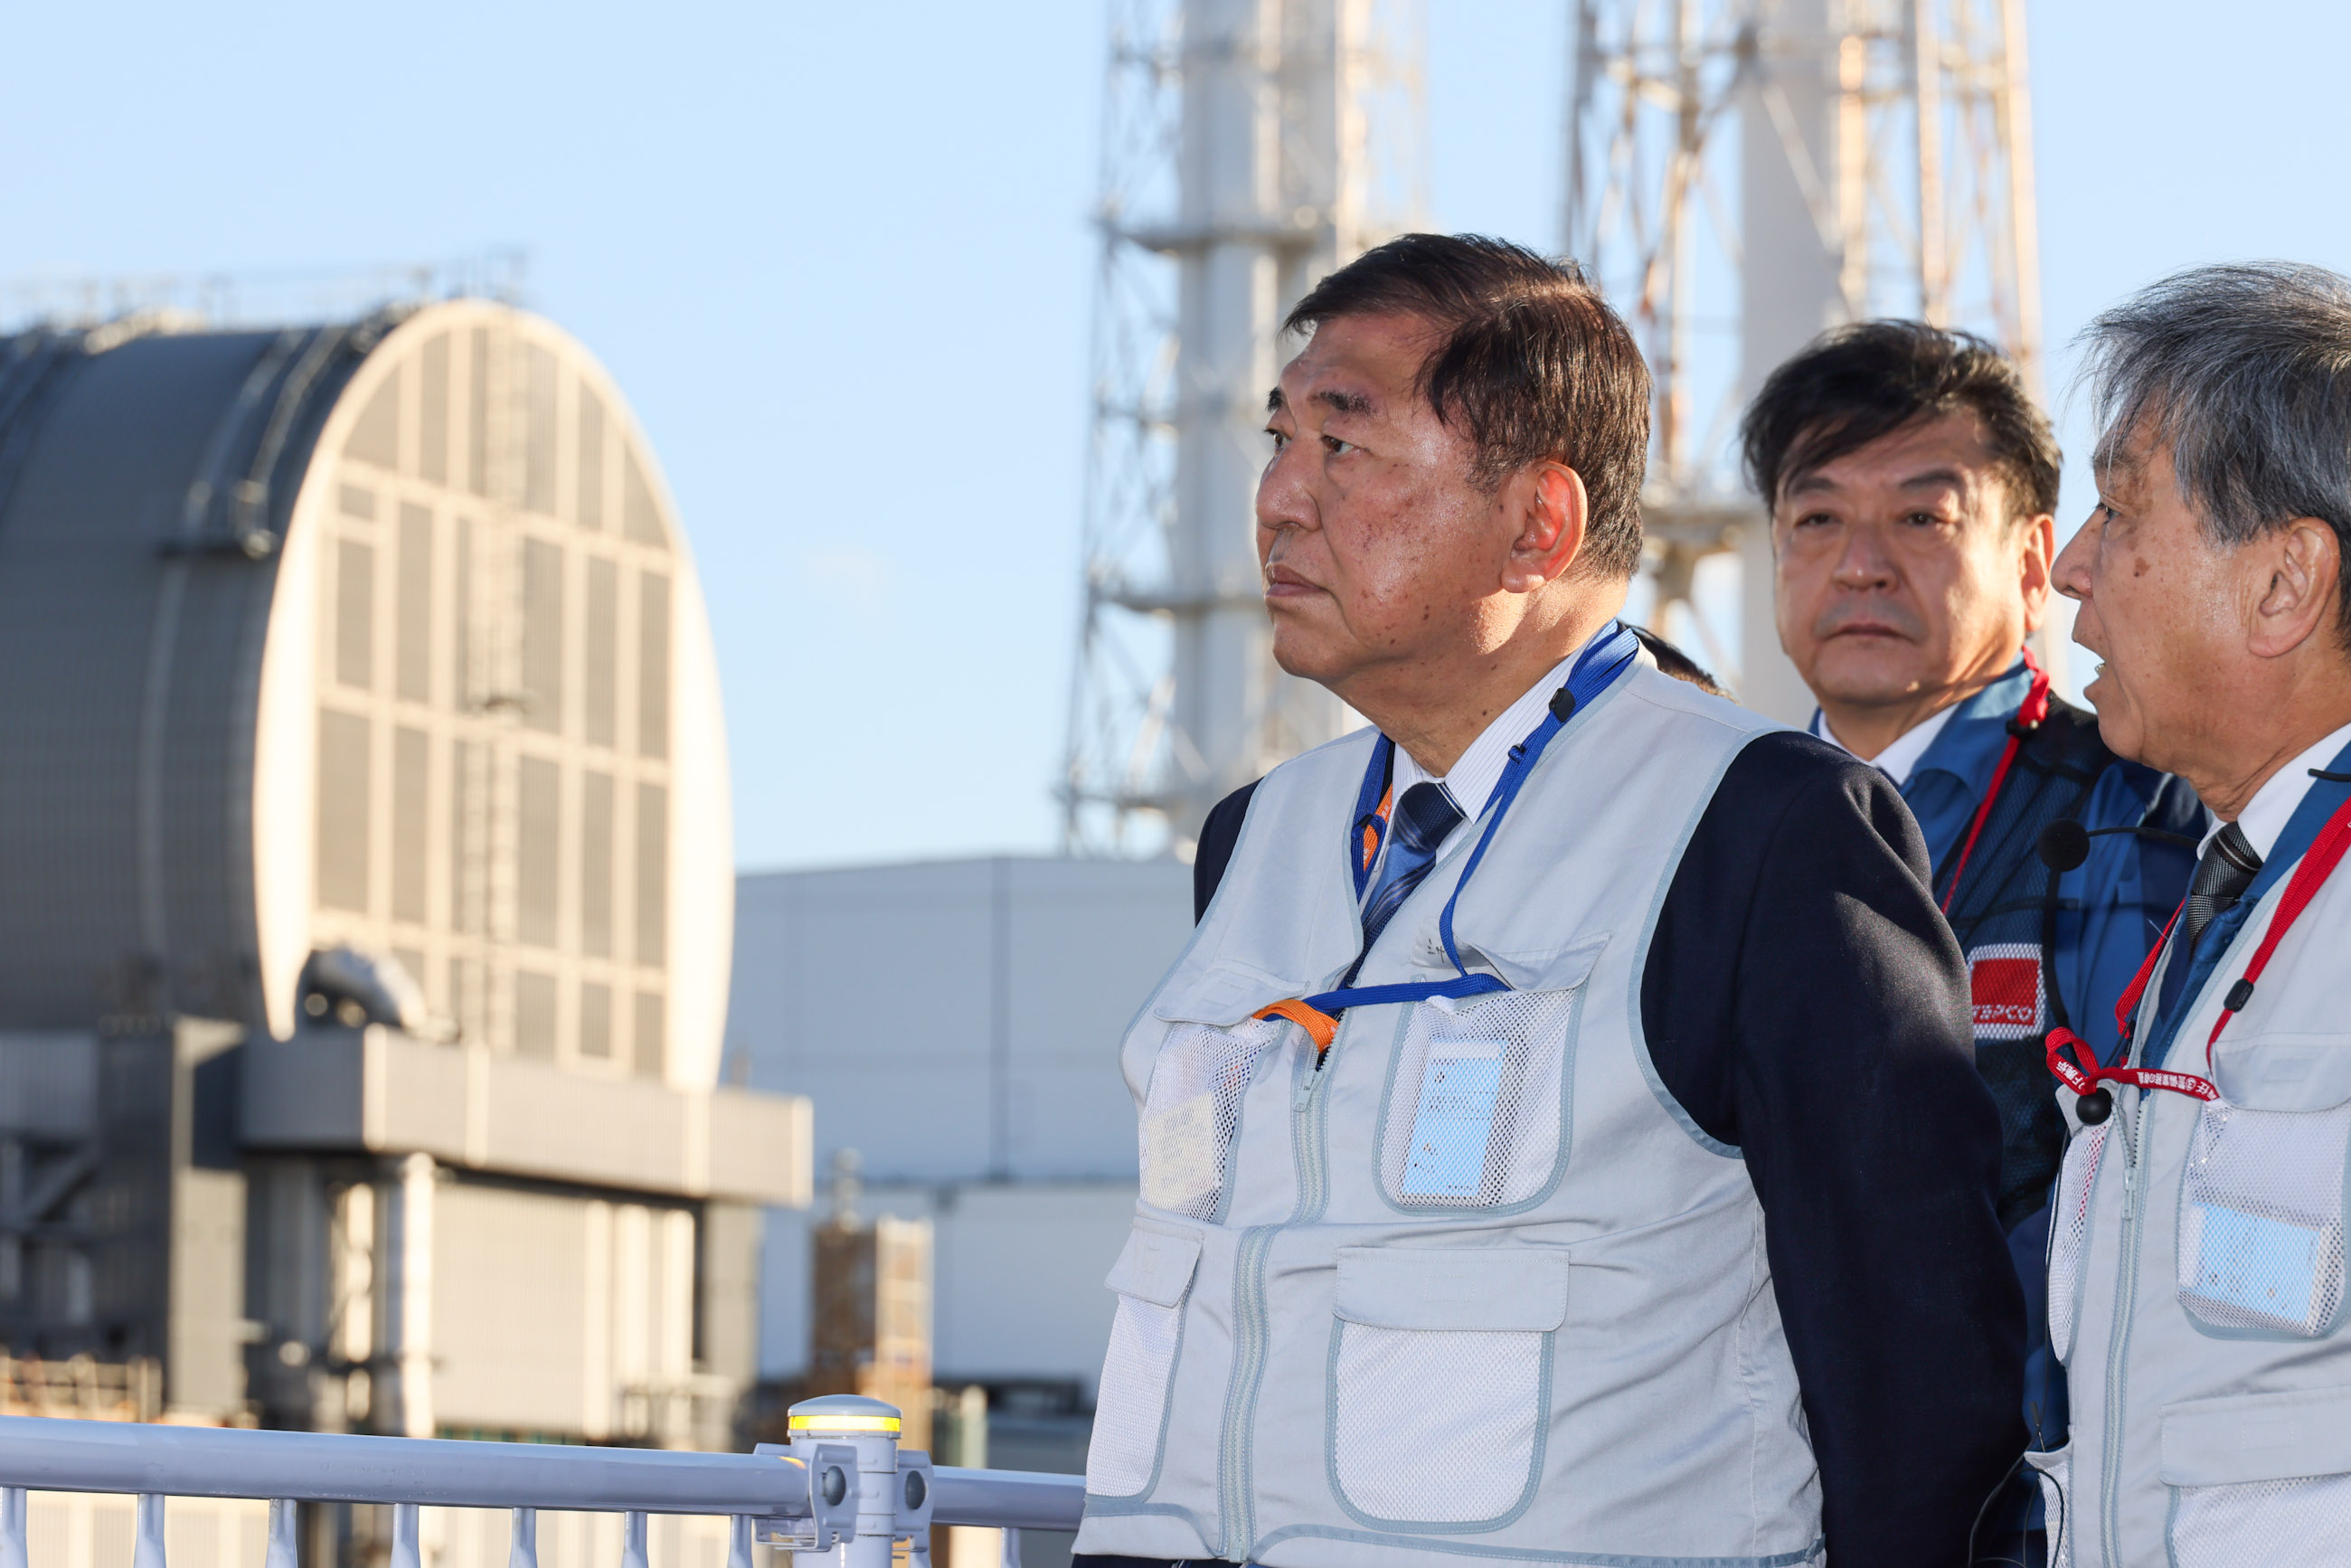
[1217,1032,1336,1558]
[1293,1037,1333,1223]
[1217,1225,1274,1556]
[2098,1091,2146,1568]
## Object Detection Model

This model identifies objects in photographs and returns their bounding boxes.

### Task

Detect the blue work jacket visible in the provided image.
[1854,656,2203,1475]
[1900,660,2202,1072]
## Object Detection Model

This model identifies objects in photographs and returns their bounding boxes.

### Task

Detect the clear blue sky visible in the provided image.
[6,2,2347,870]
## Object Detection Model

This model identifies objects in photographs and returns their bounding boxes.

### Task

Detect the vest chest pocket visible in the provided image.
[1086,1225,1202,1499]
[1138,1012,1290,1221]
[1327,1245,1567,1530]
[1374,940,1601,1213]
[2176,1037,2351,1339]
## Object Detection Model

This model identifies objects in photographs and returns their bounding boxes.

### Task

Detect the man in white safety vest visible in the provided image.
[2034,263,2351,1567]
[1070,233,2025,1568]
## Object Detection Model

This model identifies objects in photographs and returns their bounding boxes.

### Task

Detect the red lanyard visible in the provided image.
[1938,647,2053,915]
[2046,791,2351,1104]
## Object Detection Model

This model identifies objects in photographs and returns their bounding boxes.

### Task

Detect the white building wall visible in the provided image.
[730,857,1191,1386]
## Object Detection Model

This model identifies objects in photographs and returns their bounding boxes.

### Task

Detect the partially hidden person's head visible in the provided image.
[1628,624,1726,697]
[1742,321,2060,724]
[1257,233,1649,706]
[2056,263,2351,789]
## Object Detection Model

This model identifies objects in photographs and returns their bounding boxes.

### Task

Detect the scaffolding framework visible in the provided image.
[1566,0,2042,721]
[1062,0,1426,855]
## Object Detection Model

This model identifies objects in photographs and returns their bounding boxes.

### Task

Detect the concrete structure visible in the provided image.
[1564,0,2044,722]
[1062,0,1427,852]
[0,303,807,1475]
[0,300,732,1071]
[731,857,1192,1395]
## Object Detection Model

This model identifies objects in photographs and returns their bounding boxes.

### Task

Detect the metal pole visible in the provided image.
[0,1486,24,1568]
[0,1414,1083,1531]
[0,1417,813,1516]
[391,1504,421,1568]
[507,1507,538,1568]
[266,1500,299,1568]
[134,1494,166,1568]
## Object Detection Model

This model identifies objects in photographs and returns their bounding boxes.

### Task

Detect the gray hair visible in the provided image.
[2079,261,2351,640]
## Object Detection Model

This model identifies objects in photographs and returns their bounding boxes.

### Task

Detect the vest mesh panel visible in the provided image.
[2176,1100,2351,1337]
[1377,990,1578,1209]
[2033,1455,2073,1568]
[2048,1124,2108,1361]
[1089,1293,1183,1497]
[2168,1475,2351,1567]
[1331,1323,1544,1523]
[1139,1017,1286,1219]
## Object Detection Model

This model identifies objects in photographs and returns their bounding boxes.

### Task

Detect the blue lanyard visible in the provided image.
[1305,622,1640,1017]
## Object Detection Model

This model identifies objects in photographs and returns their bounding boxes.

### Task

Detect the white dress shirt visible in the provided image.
[1389,650,1584,823]
[1810,704,1958,789]
[2206,717,2351,861]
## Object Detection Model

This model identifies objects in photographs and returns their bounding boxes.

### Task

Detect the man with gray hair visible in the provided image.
[2039,262,2351,1566]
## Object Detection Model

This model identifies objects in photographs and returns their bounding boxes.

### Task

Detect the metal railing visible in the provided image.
[0,1395,1085,1568]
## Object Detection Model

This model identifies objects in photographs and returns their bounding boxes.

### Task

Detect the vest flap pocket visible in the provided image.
[1150,961,1302,1026]
[2160,1386,2351,1486]
[2213,1034,2351,1112]
[1103,1224,1202,1307]
[1333,1245,1569,1331]
[1452,933,1610,993]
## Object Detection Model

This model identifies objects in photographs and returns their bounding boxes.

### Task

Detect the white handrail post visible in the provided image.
[507,1507,538,1568]
[265,1500,298,1568]
[391,1503,422,1568]
[724,1515,751,1568]
[620,1510,648,1568]
[133,1495,166,1568]
[997,1527,1020,1568]
[0,1486,27,1568]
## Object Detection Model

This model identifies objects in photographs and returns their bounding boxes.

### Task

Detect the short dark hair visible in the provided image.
[1284,233,1651,579]
[1739,321,2061,520]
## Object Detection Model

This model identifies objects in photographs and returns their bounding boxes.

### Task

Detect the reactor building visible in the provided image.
[0,299,808,1463]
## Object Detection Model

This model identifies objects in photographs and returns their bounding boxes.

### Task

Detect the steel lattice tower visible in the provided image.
[1062,0,1426,855]
[1567,0,2044,722]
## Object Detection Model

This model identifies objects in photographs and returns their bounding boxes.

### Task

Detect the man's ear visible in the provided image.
[2017,512,2057,634]
[2249,516,2343,659]
[1499,462,1590,593]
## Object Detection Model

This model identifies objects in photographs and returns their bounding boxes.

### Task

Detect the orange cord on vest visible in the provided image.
[1253,998,1338,1051]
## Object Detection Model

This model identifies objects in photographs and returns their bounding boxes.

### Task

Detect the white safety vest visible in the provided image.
[2038,825,2351,1567]
[1074,662,1825,1568]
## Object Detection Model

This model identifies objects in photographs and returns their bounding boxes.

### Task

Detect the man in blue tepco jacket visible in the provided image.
[1742,324,2202,1563]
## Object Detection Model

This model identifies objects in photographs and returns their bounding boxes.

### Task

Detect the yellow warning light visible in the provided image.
[788,1413,902,1433]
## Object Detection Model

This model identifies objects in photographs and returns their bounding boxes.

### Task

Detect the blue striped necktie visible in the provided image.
[1359,781,1466,954]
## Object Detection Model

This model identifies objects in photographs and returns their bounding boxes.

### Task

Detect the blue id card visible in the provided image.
[1401,1040,1504,1199]
[2188,1203,2321,1328]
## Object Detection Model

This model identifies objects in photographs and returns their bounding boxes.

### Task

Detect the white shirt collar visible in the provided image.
[1809,704,1958,789]
[2205,717,2351,862]
[1389,649,1585,822]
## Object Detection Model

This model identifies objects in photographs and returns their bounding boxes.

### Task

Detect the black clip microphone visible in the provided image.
[2035,818,2203,874]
